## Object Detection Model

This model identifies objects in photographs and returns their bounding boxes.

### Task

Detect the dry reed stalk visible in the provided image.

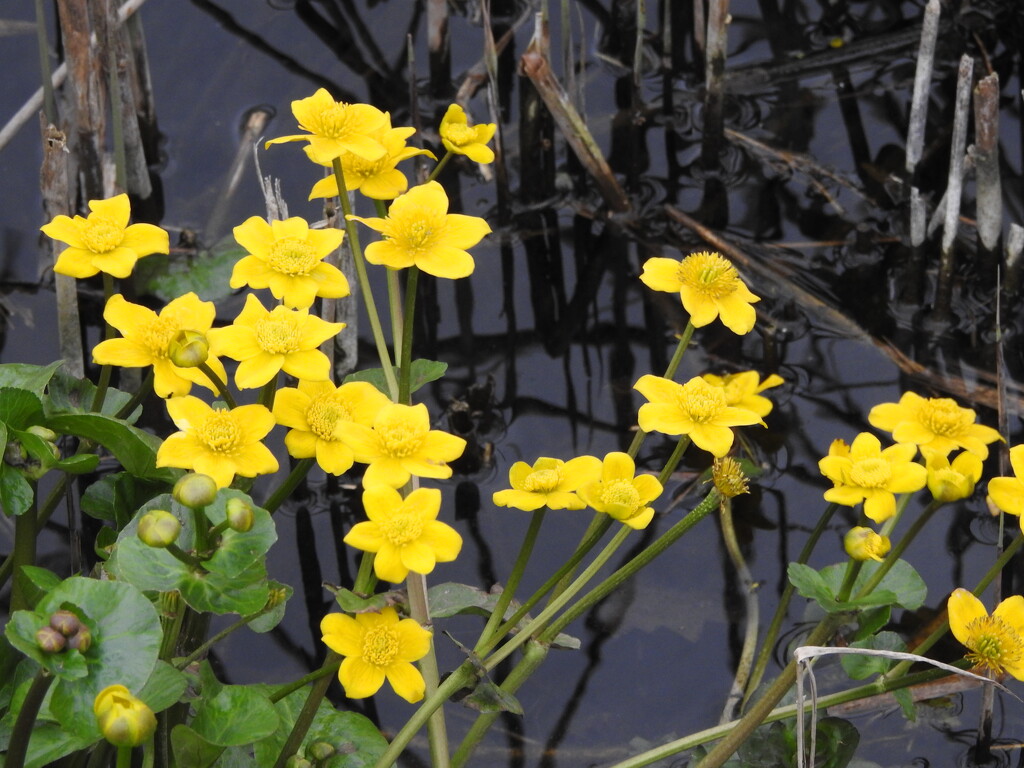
[1006,223,1024,296]
[110,19,151,198]
[934,54,974,320]
[906,0,940,248]
[973,73,1001,255]
[454,9,531,104]
[701,0,729,167]
[692,0,705,61]
[520,15,629,212]
[428,0,450,93]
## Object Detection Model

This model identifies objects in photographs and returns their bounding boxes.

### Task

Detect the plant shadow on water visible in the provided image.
[3,0,1024,765]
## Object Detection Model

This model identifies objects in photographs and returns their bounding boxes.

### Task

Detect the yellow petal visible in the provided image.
[947,588,987,647]
[339,657,386,699]
[384,661,426,702]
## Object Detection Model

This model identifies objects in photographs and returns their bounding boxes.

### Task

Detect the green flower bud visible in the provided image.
[67,627,92,653]
[308,742,336,761]
[50,609,83,636]
[173,473,218,509]
[137,510,182,548]
[36,625,67,653]
[226,498,254,533]
[168,329,210,368]
[94,685,156,747]
[26,426,59,443]
[285,757,313,768]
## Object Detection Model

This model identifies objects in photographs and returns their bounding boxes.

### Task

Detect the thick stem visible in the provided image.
[5,669,53,768]
[10,490,38,612]
[197,362,236,409]
[263,458,315,515]
[398,267,419,405]
[273,652,339,768]
[406,573,449,768]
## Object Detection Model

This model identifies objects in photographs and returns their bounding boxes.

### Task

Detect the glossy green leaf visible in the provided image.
[81,472,169,525]
[840,631,906,680]
[190,685,279,746]
[820,559,927,611]
[44,369,139,421]
[788,563,900,613]
[0,462,35,517]
[45,412,174,480]
[136,238,244,303]
[138,660,189,714]
[0,387,44,429]
[202,490,277,579]
[171,724,225,768]
[344,358,448,397]
[0,362,62,396]
[179,559,271,616]
[458,678,524,715]
[248,581,292,633]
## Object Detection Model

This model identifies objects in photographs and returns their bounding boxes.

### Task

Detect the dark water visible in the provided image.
[3,0,1024,765]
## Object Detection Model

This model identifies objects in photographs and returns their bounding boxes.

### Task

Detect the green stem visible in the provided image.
[406,573,449,768]
[10,488,38,612]
[386,268,404,359]
[855,499,943,599]
[163,542,204,571]
[269,659,340,703]
[332,158,398,400]
[258,378,278,410]
[353,551,377,594]
[263,458,315,515]
[197,362,236,409]
[273,652,339,768]
[91,273,117,413]
[5,669,53,768]
[116,746,132,768]
[627,323,694,458]
[398,267,419,405]
[427,151,453,182]
[656,436,691,486]
[175,607,271,669]
[115,370,154,419]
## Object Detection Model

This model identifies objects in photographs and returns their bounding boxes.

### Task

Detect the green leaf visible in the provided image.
[458,678,524,715]
[787,564,836,607]
[81,472,169,525]
[839,631,907,680]
[202,490,277,579]
[248,582,292,634]
[0,387,44,429]
[13,566,62,609]
[343,359,448,397]
[0,362,62,396]
[44,368,140,422]
[0,462,35,517]
[4,610,89,679]
[332,587,401,614]
[45,412,174,480]
[138,660,189,714]
[789,562,910,613]
[853,605,891,641]
[820,559,927,611]
[892,687,916,721]
[179,560,271,615]
[171,724,226,768]
[190,685,279,746]
[136,238,242,303]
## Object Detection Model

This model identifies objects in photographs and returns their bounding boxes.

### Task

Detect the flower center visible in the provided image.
[82,216,124,254]
[378,508,425,547]
[523,469,561,493]
[678,378,728,423]
[919,398,968,437]
[849,458,892,489]
[601,480,640,513]
[198,412,240,453]
[267,237,320,276]
[376,410,425,458]
[255,312,302,354]
[444,123,477,146]
[677,252,740,299]
[306,396,351,441]
[309,102,355,139]
[142,316,180,359]
[344,152,388,181]
[361,625,399,667]
[965,615,1024,673]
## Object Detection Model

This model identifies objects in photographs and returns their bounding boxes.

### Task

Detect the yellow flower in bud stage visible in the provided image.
[868,391,1001,459]
[309,125,435,201]
[818,433,927,523]
[42,194,169,279]
[577,452,663,530]
[208,294,343,389]
[492,455,602,511]
[92,293,228,398]
[156,397,279,489]
[137,510,181,549]
[93,684,157,747]
[265,88,389,164]
[348,181,491,279]
[273,380,391,475]
[701,371,784,418]
[844,526,890,562]
[947,588,1024,680]
[345,486,462,582]
[230,216,349,309]
[987,444,1024,519]
[168,330,210,369]
[320,606,431,702]
[926,450,983,503]
[335,402,466,488]
[439,104,497,164]
[634,374,765,458]
[639,251,760,335]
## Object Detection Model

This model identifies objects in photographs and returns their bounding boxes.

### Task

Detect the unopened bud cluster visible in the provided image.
[36,609,91,654]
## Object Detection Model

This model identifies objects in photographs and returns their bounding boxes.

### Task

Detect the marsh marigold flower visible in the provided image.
[640,251,760,335]
[818,433,926,523]
[348,181,491,279]
[578,452,663,529]
[868,392,1001,459]
[702,371,784,418]
[345,486,462,582]
[266,88,388,164]
[439,104,497,163]
[321,606,431,702]
[926,450,983,503]
[634,374,764,457]
[42,193,168,279]
[156,397,279,488]
[492,455,601,511]
[208,294,343,389]
[92,293,228,398]
[230,216,349,309]
[947,588,1024,680]
[987,444,1024,519]
[94,684,157,747]
[843,526,890,562]
[273,380,390,475]
[335,402,466,488]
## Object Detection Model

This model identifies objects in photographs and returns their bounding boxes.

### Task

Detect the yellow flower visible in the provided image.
[230,216,349,309]
[577,452,663,529]
[348,181,491,279]
[92,293,228,398]
[265,88,388,164]
[93,684,157,747]
[868,392,1002,459]
[42,194,168,279]
[335,402,466,488]
[309,124,435,201]
[492,456,602,511]
[987,444,1024,518]
[947,588,1024,680]
[156,397,279,488]
[702,371,783,418]
[344,486,462,582]
[639,251,760,335]
[634,374,765,457]
[439,104,497,164]
[818,433,927,523]
[843,526,890,562]
[926,450,983,503]
[273,380,391,475]
[207,294,343,389]
[321,606,431,702]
